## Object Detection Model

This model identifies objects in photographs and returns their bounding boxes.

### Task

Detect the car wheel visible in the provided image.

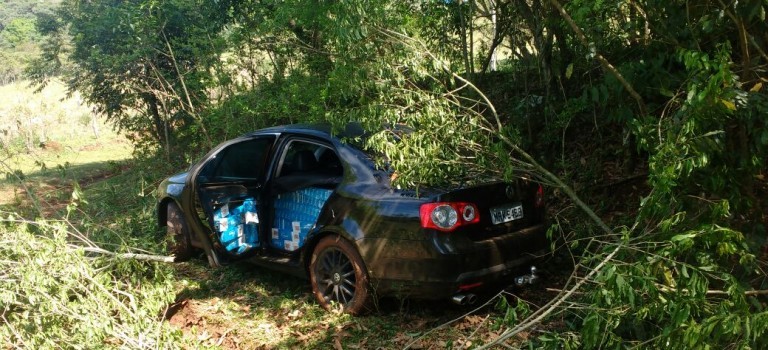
[309,235,372,315]
[166,202,193,262]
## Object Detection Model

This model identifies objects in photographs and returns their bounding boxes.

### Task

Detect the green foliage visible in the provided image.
[0,18,38,46]
[493,295,532,328]
[0,0,60,84]
[527,1,768,348]
[0,221,181,348]
[0,17,40,84]
[29,0,768,348]
[0,133,190,347]
[568,220,767,348]
[35,0,233,153]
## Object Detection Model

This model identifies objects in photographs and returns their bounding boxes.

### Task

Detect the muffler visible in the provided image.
[513,266,539,286]
[451,293,478,306]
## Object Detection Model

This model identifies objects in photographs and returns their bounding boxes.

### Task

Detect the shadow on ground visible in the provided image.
[0,158,132,217]
[162,254,567,349]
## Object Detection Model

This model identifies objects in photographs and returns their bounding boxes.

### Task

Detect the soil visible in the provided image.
[0,163,128,216]
[164,299,244,349]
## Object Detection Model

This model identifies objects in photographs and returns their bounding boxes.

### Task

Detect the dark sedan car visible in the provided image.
[157,124,548,314]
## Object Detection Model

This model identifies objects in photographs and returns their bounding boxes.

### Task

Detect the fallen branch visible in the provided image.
[723,290,768,296]
[545,288,585,295]
[476,243,623,350]
[77,246,176,263]
[547,286,768,297]
[656,284,768,297]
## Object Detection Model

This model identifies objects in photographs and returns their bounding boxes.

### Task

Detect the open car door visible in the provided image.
[192,136,275,258]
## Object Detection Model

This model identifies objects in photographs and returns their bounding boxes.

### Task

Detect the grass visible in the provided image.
[167,257,537,349]
[0,80,132,215]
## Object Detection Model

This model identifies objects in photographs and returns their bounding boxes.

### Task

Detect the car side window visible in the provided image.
[277,140,342,177]
[201,138,273,180]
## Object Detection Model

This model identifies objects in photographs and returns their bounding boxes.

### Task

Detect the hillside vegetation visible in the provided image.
[2,0,768,348]
[0,0,61,84]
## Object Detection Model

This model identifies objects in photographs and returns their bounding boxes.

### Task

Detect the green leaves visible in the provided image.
[0,222,180,347]
[37,0,231,153]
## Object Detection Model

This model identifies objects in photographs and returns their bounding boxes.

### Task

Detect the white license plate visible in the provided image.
[490,203,524,225]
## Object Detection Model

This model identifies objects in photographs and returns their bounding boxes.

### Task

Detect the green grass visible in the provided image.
[168,257,510,349]
[0,80,132,215]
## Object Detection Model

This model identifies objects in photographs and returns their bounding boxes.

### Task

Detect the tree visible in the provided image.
[35,0,233,153]
[0,18,38,47]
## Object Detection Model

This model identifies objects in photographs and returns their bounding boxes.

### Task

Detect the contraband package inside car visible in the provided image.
[272,188,332,251]
[214,197,259,253]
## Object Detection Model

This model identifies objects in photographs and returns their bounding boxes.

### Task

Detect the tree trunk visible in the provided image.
[144,94,170,148]
[458,2,472,75]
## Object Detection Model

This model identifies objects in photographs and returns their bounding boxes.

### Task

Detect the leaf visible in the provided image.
[720,98,736,111]
[671,233,696,241]
[334,336,343,350]
[750,82,763,92]
[465,315,485,324]
[334,330,351,350]
[565,63,574,79]
[663,267,675,287]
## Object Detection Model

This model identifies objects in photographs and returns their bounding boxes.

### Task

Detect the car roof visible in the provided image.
[245,123,367,141]
[243,123,381,184]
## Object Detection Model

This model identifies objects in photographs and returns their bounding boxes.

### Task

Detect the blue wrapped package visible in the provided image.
[214,197,259,254]
[271,188,332,251]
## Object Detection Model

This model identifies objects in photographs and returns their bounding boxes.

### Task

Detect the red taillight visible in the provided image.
[420,202,480,232]
[458,282,483,291]
[535,184,544,208]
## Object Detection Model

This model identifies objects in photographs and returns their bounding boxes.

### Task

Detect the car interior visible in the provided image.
[270,140,343,252]
[200,138,345,256]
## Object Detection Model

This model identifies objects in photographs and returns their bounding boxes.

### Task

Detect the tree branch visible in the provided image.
[478,242,623,349]
[549,0,648,117]
[76,246,176,263]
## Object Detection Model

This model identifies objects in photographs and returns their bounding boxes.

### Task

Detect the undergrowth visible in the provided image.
[0,219,181,348]
[0,143,188,348]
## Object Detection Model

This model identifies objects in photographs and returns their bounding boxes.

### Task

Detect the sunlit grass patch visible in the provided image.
[163,257,529,349]
[0,80,132,211]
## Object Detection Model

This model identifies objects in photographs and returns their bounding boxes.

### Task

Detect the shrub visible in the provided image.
[0,219,182,348]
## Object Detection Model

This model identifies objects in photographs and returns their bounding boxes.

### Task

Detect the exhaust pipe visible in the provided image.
[451,293,478,306]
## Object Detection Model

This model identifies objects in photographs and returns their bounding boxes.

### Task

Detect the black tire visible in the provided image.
[309,235,372,315]
[166,202,193,262]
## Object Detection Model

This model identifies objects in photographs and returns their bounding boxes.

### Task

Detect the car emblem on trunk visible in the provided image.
[506,185,516,199]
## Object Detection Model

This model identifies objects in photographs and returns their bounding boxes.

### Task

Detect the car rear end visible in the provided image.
[362,179,549,301]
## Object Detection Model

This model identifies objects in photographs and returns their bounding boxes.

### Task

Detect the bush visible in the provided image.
[0,219,182,348]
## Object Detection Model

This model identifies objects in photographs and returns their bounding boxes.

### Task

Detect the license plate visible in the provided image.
[490,203,524,225]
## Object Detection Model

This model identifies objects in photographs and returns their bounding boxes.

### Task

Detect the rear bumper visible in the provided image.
[358,223,549,299]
